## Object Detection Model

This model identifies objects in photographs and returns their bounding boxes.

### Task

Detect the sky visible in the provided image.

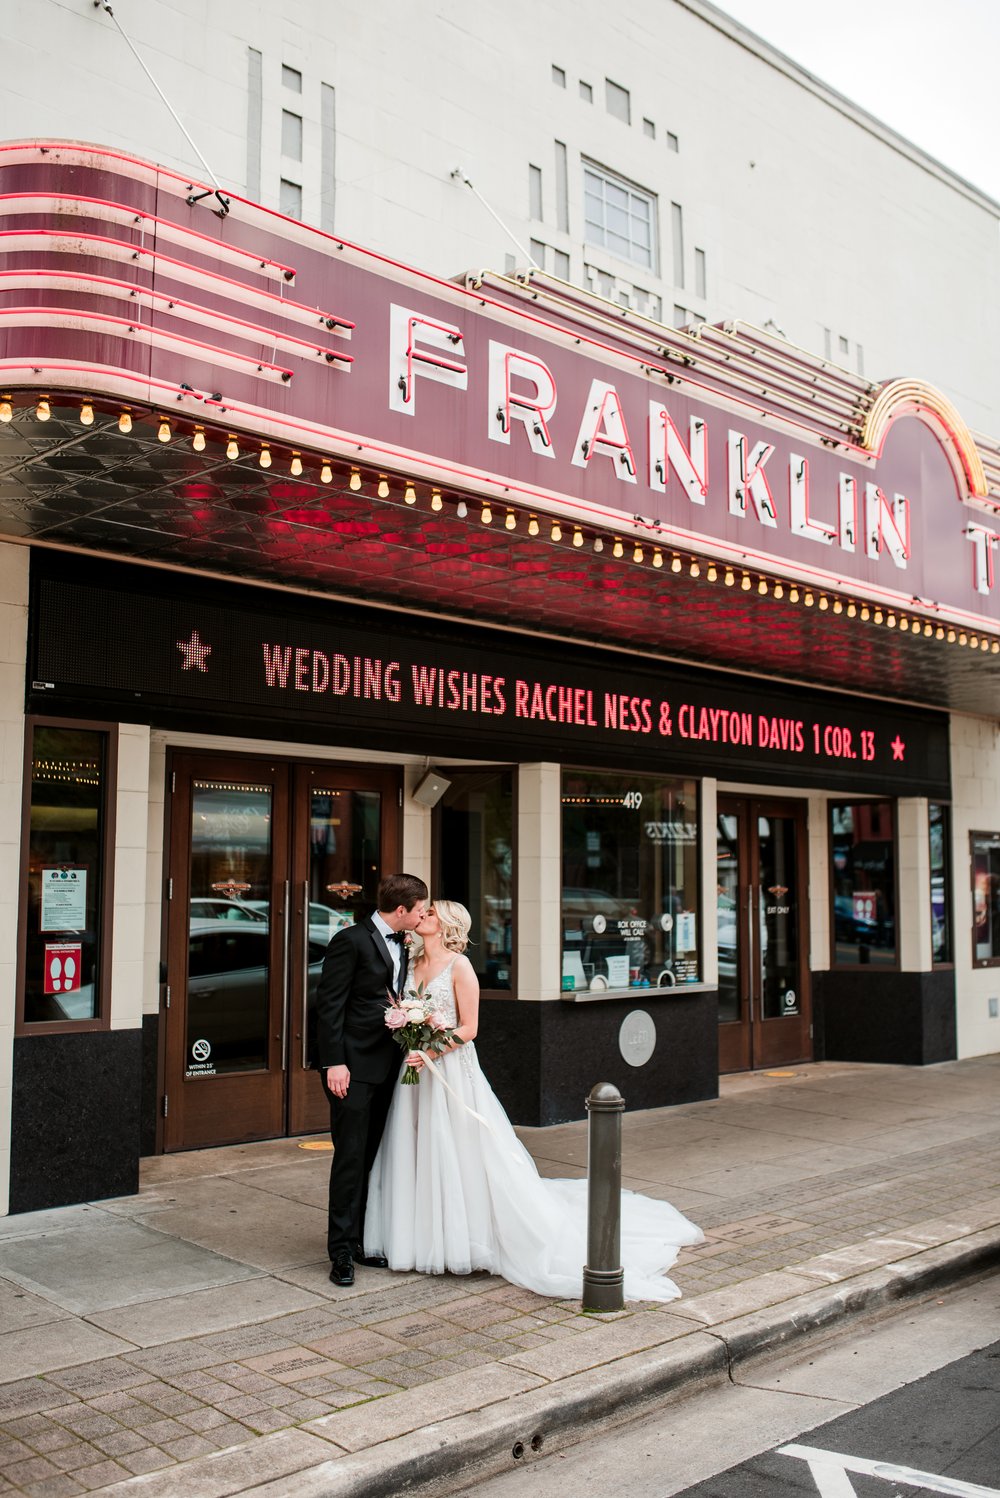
[712,0,1000,202]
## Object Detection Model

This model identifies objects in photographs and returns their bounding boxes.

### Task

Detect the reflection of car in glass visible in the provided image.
[189,898,267,926]
[834,895,877,944]
[186,926,329,1066]
[242,899,352,945]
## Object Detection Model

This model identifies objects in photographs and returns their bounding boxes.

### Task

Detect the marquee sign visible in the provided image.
[29,557,950,797]
[0,141,998,630]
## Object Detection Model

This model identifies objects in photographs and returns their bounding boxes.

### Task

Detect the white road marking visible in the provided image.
[777,1444,1000,1497]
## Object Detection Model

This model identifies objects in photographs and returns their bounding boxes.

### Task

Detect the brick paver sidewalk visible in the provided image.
[0,1057,997,1495]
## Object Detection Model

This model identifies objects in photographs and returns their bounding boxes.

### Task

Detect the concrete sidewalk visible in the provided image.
[0,1056,998,1497]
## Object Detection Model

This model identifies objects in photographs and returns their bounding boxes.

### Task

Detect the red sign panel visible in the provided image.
[43,942,82,995]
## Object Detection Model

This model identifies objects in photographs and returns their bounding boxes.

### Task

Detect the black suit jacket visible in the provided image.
[315,917,408,1083]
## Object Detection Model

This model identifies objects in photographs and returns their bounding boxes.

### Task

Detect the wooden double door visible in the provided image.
[162,753,399,1151]
[716,795,811,1073]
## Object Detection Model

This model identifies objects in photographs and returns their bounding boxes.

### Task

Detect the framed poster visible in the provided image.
[40,866,87,931]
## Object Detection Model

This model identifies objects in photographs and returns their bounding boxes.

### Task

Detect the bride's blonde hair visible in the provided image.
[433,899,472,954]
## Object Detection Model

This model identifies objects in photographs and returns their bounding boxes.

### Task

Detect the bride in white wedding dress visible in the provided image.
[364,900,703,1302]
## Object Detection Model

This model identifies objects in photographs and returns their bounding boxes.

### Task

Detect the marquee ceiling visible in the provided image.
[1,396,997,716]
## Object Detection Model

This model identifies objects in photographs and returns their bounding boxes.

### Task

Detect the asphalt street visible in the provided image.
[461,1274,1000,1498]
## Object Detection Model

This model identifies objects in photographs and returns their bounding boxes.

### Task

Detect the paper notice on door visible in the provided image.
[40,868,87,931]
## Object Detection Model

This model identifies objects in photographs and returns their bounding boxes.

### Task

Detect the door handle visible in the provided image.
[280,880,290,1070]
[302,880,311,1070]
[746,884,754,1024]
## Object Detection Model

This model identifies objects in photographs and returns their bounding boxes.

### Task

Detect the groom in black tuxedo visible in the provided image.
[316,873,429,1285]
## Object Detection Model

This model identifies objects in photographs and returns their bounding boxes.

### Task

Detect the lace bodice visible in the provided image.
[406,956,458,1025]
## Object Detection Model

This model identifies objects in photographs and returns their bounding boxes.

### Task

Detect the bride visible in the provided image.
[364,900,703,1302]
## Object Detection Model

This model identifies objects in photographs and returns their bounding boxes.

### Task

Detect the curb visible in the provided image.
[237,1226,1000,1497]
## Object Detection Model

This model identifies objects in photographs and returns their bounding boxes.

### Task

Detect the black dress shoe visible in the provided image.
[329,1255,355,1286]
[353,1249,389,1269]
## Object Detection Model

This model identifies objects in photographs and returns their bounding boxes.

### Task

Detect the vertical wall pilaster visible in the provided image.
[516,763,562,1001]
[897,797,931,972]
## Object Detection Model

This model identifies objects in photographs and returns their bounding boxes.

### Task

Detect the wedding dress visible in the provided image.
[365,957,704,1302]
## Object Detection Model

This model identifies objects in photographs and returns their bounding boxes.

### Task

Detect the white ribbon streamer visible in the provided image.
[414,1049,527,1165]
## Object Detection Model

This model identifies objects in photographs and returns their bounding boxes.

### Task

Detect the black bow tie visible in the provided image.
[387,931,406,946]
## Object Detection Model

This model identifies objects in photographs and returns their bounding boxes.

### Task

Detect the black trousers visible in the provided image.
[321,1066,398,1260]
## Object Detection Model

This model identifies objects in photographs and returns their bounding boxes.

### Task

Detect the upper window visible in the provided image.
[606,79,631,124]
[281,110,303,161]
[584,164,657,272]
[562,769,700,995]
[19,723,113,1026]
[282,65,302,93]
[830,801,897,967]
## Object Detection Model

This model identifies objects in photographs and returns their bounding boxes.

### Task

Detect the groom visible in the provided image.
[316,873,429,1285]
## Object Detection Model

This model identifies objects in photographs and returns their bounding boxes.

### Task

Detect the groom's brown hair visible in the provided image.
[377,873,428,912]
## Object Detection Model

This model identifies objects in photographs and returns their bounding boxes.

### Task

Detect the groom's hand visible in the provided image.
[326,1064,350,1098]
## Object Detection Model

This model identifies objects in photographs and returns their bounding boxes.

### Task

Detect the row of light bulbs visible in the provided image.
[5,396,999,652]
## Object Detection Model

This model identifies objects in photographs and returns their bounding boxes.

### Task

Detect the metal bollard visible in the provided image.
[582,1081,625,1311]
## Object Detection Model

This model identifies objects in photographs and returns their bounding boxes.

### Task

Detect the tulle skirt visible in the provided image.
[365,1042,703,1302]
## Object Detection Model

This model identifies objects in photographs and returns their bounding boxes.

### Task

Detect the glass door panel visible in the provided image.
[716,812,741,1025]
[758,814,801,1023]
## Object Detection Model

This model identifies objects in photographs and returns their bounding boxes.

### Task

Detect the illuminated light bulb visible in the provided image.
[947,628,956,642]
[970,633,979,648]
[886,612,896,628]
[992,641,1000,654]
[320,463,333,484]
[507,511,518,531]
[923,622,933,637]
[689,560,701,578]
[804,591,815,607]
[847,602,856,618]
[935,625,944,640]
[959,631,967,645]
[652,549,664,569]
[456,500,468,518]
[349,469,362,491]
[633,544,644,563]
[35,398,50,421]
[290,453,303,477]
[431,489,443,511]
[226,436,239,460]
[758,578,768,595]
[982,637,992,652]
[860,604,870,621]
[707,563,718,582]
[551,520,562,541]
[900,616,910,632]
[192,428,206,452]
[773,581,784,600]
[741,573,751,592]
[480,503,493,525]
[818,595,829,611]
[874,609,884,625]
[671,554,682,574]
[157,418,170,442]
[259,446,272,469]
[404,482,417,504]
[833,598,843,614]
[80,402,95,426]
[527,515,539,535]
[573,528,584,547]
[377,476,390,498]
[593,536,604,553]
[0,399,12,423]
[613,538,624,558]
[724,569,735,587]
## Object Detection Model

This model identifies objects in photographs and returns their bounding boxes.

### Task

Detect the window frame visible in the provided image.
[583,160,659,275]
[431,764,517,1000]
[16,716,119,1035]
[560,765,701,997]
[970,829,1000,969]
[929,801,953,968]
[827,798,900,972]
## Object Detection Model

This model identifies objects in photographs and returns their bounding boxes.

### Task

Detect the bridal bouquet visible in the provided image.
[384,984,464,1084]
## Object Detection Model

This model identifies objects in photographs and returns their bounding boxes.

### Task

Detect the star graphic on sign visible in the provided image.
[177,629,212,672]
[891,735,906,761]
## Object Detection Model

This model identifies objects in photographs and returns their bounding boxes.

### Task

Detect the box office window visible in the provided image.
[19,723,114,1027]
[971,831,1000,967]
[930,803,952,966]
[435,769,514,992]
[830,801,897,967]
[562,770,699,994]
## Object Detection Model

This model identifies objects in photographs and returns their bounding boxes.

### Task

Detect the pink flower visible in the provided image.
[429,1010,449,1030]
[385,1008,408,1030]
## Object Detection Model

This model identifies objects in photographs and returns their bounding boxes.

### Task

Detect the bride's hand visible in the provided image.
[406,1051,425,1071]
